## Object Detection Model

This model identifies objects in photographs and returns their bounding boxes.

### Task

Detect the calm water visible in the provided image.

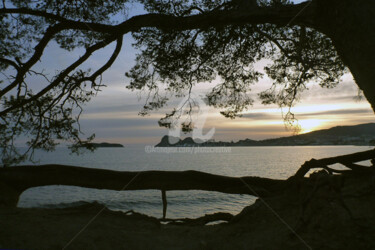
[18,145,372,218]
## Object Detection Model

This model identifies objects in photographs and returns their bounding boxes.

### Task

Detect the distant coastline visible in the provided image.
[82,142,124,148]
[156,123,375,147]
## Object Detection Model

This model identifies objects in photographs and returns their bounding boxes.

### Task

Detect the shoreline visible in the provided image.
[2,172,375,249]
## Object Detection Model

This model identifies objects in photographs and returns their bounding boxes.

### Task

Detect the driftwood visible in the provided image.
[0,148,374,218]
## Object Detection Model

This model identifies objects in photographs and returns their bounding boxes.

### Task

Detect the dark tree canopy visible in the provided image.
[0,0,373,165]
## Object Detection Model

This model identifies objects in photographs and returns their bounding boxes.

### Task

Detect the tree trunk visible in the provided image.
[313,0,375,112]
[0,165,285,207]
[1,148,374,208]
[1,149,373,208]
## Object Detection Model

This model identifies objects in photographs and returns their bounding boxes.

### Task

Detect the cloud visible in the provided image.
[80,117,159,129]
[240,112,280,120]
[10,16,372,146]
[300,108,373,117]
[84,103,143,115]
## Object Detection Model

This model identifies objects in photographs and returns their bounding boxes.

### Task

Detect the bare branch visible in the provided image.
[0,24,64,98]
[80,36,123,84]
[0,58,20,70]
[0,37,117,116]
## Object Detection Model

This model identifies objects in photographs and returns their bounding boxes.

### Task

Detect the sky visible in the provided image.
[4,1,375,146]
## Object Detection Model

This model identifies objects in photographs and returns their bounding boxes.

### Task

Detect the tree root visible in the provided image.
[292,148,375,179]
[160,212,234,226]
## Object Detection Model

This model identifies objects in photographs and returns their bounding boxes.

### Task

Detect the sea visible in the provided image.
[17,145,373,219]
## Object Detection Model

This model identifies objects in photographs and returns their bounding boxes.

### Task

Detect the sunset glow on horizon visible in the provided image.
[78,74,374,145]
[6,9,372,146]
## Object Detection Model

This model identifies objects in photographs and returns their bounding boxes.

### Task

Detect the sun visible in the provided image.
[298,119,326,134]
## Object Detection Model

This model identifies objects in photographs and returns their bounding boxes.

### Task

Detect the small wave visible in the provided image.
[38,200,95,209]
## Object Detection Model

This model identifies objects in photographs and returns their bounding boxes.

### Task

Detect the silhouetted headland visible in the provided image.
[81,142,124,148]
[156,123,375,147]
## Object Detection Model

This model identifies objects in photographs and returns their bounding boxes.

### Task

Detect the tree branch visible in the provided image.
[0,58,20,70]
[0,37,117,116]
[115,2,314,32]
[0,2,314,103]
[1,2,314,35]
[293,149,375,179]
[80,36,123,84]
[0,8,113,32]
[0,24,64,98]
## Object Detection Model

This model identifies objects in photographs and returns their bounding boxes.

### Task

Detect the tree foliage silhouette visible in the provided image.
[0,0,374,165]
